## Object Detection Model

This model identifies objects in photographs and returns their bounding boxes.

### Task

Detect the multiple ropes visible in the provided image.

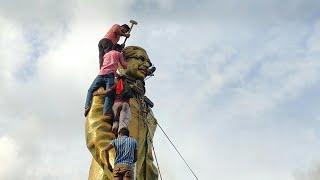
[154,121,199,180]
[141,109,198,179]
[151,139,163,180]
[139,78,199,179]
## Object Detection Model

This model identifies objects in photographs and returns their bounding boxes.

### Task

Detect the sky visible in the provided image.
[0,0,320,179]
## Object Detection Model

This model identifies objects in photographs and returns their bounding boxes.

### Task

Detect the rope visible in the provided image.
[137,94,163,180]
[141,101,163,179]
[150,137,163,180]
[134,92,198,180]
[157,122,199,180]
[136,98,140,180]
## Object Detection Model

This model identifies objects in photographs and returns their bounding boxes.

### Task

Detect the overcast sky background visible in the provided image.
[1,0,320,180]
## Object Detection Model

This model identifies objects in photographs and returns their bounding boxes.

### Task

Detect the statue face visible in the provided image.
[125,48,152,80]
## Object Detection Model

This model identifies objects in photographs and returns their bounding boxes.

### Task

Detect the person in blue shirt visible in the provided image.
[105,128,137,180]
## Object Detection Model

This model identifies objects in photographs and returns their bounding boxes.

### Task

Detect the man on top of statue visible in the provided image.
[98,24,131,68]
[84,44,128,117]
[105,128,137,180]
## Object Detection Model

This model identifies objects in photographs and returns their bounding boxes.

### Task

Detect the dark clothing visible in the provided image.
[85,73,115,114]
[98,38,114,68]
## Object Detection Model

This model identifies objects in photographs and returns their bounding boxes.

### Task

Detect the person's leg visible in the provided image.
[98,38,114,68]
[123,167,133,180]
[113,165,125,180]
[84,76,104,115]
[112,102,121,133]
[113,177,122,180]
[98,38,106,69]
[112,102,122,121]
[123,176,131,180]
[118,102,131,132]
[103,39,114,54]
[113,171,123,180]
[103,74,115,115]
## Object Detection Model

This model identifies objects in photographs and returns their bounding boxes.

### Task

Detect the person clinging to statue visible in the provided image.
[105,128,137,180]
[98,24,130,69]
[112,74,134,135]
[86,46,159,180]
[94,73,134,135]
[84,44,128,117]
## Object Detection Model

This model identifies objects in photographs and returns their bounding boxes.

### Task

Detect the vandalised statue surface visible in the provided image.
[85,46,159,180]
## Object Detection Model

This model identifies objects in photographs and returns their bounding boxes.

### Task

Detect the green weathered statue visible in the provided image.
[85,46,159,180]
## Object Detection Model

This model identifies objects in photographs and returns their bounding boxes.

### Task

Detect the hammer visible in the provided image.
[123,19,138,45]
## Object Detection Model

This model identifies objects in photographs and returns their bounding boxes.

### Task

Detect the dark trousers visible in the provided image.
[85,74,115,115]
[98,38,114,68]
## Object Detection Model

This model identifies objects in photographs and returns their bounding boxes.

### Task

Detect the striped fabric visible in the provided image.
[111,135,137,167]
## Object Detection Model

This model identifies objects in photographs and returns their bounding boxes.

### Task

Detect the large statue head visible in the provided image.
[122,46,152,80]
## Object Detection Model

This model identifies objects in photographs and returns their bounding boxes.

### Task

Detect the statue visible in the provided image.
[85,46,159,180]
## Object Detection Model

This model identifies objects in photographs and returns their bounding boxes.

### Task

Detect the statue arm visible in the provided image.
[105,143,114,172]
[134,148,137,163]
[85,91,116,179]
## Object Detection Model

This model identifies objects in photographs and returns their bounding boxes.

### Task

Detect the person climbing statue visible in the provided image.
[98,24,130,68]
[111,75,134,135]
[86,46,159,180]
[93,74,134,135]
[84,44,128,117]
[105,128,137,180]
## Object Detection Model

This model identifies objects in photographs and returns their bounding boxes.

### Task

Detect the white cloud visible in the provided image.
[0,17,30,83]
[1,0,320,180]
[294,165,320,180]
[145,19,320,179]
[0,1,137,179]
[307,21,320,54]
[0,136,24,180]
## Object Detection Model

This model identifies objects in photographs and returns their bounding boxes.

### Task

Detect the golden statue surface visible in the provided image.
[85,46,158,180]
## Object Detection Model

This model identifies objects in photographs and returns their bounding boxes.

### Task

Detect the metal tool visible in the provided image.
[123,19,138,45]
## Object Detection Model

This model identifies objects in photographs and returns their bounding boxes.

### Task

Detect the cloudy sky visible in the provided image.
[1,0,320,179]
